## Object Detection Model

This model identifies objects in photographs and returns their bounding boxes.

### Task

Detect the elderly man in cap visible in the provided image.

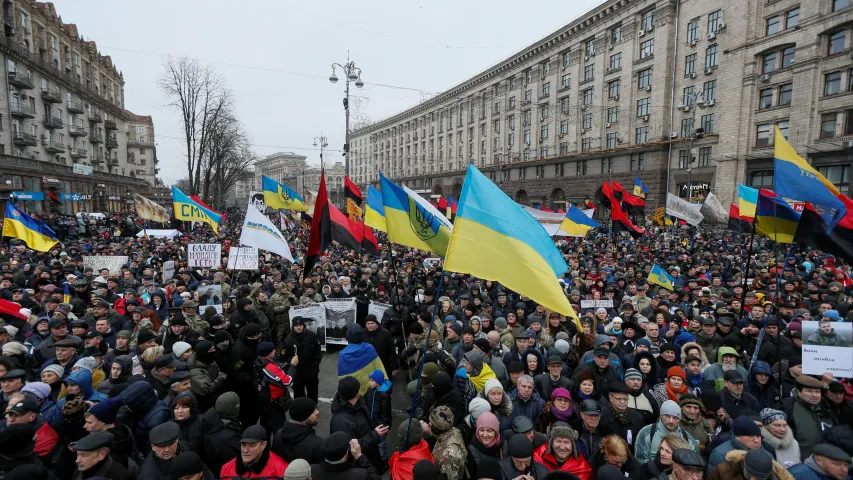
[148,354,179,400]
[670,448,706,480]
[678,393,716,454]
[30,315,79,376]
[707,416,774,474]
[40,337,80,380]
[168,451,215,480]
[720,370,760,418]
[782,375,836,461]
[137,421,192,478]
[708,447,791,480]
[178,300,208,336]
[788,444,852,480]
[4,393,62,463]
[601,381,646,450]
[635,400,700,464]
[499,434,549,480]
[220,425,288,479]
[0,369,26,414]
[72,431,131,480]
[310,431,381,480]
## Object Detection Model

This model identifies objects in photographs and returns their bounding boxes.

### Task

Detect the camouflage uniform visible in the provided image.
[807,329,852,347]
[181,300,210,335]
[299,292,323,305]
[430,406,467,480]
[268,286,298,351]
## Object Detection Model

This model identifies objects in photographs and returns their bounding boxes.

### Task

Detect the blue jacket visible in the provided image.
[746,360,780,410]
[119,381,171,454]
[787,459,839,480]
[44,369,108,424]
[707,435,773,474]
[508,388,545,423]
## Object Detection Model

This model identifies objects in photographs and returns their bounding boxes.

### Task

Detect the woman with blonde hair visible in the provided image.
[643,433,692,480]
[592,435,646,479]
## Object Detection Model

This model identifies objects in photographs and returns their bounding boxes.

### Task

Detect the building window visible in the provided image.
[540,124,549,138]
[762,52,777,74]
[759,88,773,109]
[540,105,550,120]
[781,47,795,68]
[601,158,612,173]
[520,167,527,179]
[849,110,853,135]
[607,106,619,123]
[579,160,588,175]
[786,8,800,29]
[834,0,851,12]
[582,89,594,106]
[703,80,717,101]
[560,97,571,114]
[829,31,846,55]
[756,124,773,146]
[582,113,593,130]
[541,82,551,97]
[825,72,842,96]
[540,146,549,158]
[581,138,592,152]
[779,83,792,105]
[698,146,712,167]
[509,78,517,90]
[705,44,719,68]
[543,61,551,76]
[586,39,596,57]
[609,53,622,70]
[685,54,696,76]
[701,114,715,134]
[561,73,571,89]
[611,24,623,44]
[766,15,782,36]
[640,38,654,59]
[525,89,533,102]
[584,64,595,82]
[818,165,850,188]
[637,97,651,117]
[683,86,695,107]
[557,163,565,177]
[777,120,790,140]
[508,133,515,146]
[524,129,531,145]
[641,9,655,31]
[679,150,690,169]
[681,118,695,138]
[606,133,618,149]
[749,170,774,187]
[493,120,500,133]
[638,68,652,89]
[608,79,620,99]
[821,113,838,138]
[631,153,645,171]
[560,119,569,134]
[559,142,569,154]
[708,10,722,33]
[636,126,649,143]
[687,18,699,44]
[525,70,533,84]
[509,96,516,109]
[562,51,571,68]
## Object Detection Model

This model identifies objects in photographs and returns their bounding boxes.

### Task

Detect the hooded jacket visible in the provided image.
[761,424,801,468]
[272,420,326,465]
[633,351,661,392]
[746,361,780,410]
[707,449,794,480]
[329,394,383,472]
[44,368,108,424]
[704,346,749,391]
[634,417,700,464]
[118,381,170,454]
[203,407,242,475]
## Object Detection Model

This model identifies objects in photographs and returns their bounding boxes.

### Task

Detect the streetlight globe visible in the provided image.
[313,142,317,147]
[329,73,339,84]
[355,77,364,88]
[348,71,359,81]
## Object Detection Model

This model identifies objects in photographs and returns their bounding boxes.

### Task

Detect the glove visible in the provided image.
[213,371,228,389]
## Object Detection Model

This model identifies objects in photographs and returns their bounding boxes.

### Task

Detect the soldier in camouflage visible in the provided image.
[180,300,210,335]
[299,283,323,305]
[429,405,467,480]
[268,284,298,351]
[806,319,852,347]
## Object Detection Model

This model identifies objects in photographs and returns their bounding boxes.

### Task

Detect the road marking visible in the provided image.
[318,397,334,403]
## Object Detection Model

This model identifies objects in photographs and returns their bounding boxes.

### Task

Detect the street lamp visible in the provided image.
[313,134,329,167]
[676,91,708,202]
[329,56,364,178]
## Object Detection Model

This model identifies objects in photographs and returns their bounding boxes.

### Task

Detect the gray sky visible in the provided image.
[52,0,602,184]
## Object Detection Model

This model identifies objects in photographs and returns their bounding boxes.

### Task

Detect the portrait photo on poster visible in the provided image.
[324,299,357,345]
[802,320,853,347]
[290,303,327,347]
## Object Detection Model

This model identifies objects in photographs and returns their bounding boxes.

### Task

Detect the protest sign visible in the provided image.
[226,246,259,270]
[324,299,357,345]
[368,301,391,322]
[188,244,222,268]
[423,258,442,269]
[700,193,728,224]
[162,260,175,283]
[289,303,327,347]
[802,321,852,347]
[803,345,853,378]
[580,299,614,309]
[666,193,704,226]
[83,256,128,275]
[250,191,266,213]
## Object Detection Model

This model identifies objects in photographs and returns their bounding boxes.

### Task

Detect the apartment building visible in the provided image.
[0,1,158,214]
[351,0,853,209]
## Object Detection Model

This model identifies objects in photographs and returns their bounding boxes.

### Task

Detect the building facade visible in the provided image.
[0,1,159,215]
[254,152,307,193]
[228,169,256,208]
[350,0,853,209]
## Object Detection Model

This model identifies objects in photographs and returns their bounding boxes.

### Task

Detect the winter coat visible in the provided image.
[746,361,781,410]
[635,418,700,465]
[707,435,774,474]
[71,455,132,480]
[508,388,546,425]
[310,455,382,480]
[720,386,761,419]
[283,328,323,377]
[202,407,242,475]
[220,449,288,479]
[186,353,225,413]
[704,346,749,391]
[466,436,506,480]
[782,393,835,460]
[44,368,108,424]
[788,457,839,480]
[136,442,192,480]
[679,416,717,454]
[572,362,622,397]
[174,409,205,458]
[633,351,661,391]
[761,424,801,468]
[364,326,398,374]
[756,333,796,366]
[389,440,435,480]
[272,420,326,465]
[118,381,171,455]
[533,443,592,480]
[600,404,646,452]
[590,449,647,480]
[498,456,550,480]
[707,449,794,480]
[477,388,514,432]
[364,381,392,428]
[329,394,383,473]
[533,373,572,401]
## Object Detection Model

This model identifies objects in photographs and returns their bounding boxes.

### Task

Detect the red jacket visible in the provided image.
[220,450,288,479]
[389,440,435,480]
[533,443,592,480]
[34,421,59,457]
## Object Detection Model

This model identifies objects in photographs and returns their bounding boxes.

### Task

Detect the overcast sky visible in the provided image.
[52,0,603,184]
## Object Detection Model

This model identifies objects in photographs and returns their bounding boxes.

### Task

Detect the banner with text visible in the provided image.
[666,193,704,226]
[188,243,222,268]
[226,246,259,270]
[83,255,128,275]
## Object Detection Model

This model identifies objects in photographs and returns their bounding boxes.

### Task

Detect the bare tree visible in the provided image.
[173,177,193,193]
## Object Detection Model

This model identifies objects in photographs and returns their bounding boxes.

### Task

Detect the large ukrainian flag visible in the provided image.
[738,184,758,220]
[379,173,451,256]
[755,188,801,243]
[364,186,386,233]
[172,186,222,233]
[445,164,579,328]
[774,127,845,232]
[338,326,387,395]
[2,202,58,252]
[647,264,675,290]
[559,205,600,237]
[262,175,308,212]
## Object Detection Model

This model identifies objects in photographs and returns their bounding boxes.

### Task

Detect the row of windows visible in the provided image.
[751,165,850,189]
[820,110,853,139]
[678,147,713,168]
[683,45,720,76]
[686,9,725,44]
[507,153,650,181]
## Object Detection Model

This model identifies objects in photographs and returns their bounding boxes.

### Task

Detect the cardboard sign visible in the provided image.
[803,345,853,378]
[580,299,614,309]
[226,246,259,270]
[162,260,176,283]
[289,303,327,347]
[83,256,128,275]
[423,258,442,269]
[188,244,222,268]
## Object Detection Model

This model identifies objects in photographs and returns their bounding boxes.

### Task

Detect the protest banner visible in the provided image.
[188,243,222,268]
[368,301,391,322]
[162,260,175,283]
[289,303,327,347]
[666,193,704,226]
[83,256,128,275]
[580,299,614,309]
[803,345,853,378]
[324,298,357,345]
[423,258,442,269]
[226,246,259,270]
[250,191,266,213]
[700,192,728,224]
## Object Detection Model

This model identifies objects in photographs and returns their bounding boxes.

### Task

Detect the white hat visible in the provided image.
[172,341,192,358]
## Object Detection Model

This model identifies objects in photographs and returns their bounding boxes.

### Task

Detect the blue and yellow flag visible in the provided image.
[445,164,579,328]
[337,325,387,395]
[171,187,221,233]
[364,186,386,233]
[63,283,71,304]
[738,184,759,220]
[559,205,600,237]
[647,264,675,290]
[755,188,801,243]
[380,173,451,256]
[633,177,648,199]
[2,202,58,252]
[774,127,845,232]
[262,175,308,212]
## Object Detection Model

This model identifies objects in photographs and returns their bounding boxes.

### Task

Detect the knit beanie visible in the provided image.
[733,416,761,437]
[412,459,440,480]
[660,400,682,419]
[41,364,65,378]
[624,368,643,382]
[483,378,503,396]
[494,317,508,329]
[215,392,241,418]
[73,357,96,373]
[760,408,787,425]
[399,418,423,446]
[338,376,361,401]
[117,330,132,340]
[288,397,316,422]
[476,411,500,433]
[667,366,687,380]
[172,341,192,358]
[1,342,26,357]
[283,459,312,480]
[555,339,570,354]
[468,397,491,420]
[678,393,704,409]
[20,382,51,400]
[743,449,773,479]
[87,397,121,424]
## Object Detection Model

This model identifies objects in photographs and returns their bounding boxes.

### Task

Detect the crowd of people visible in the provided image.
[0,204,851,480]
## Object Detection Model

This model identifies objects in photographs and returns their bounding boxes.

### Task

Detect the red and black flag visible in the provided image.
[47,192,63,206]
[350,217,379,254]
[344,176,362,206]
[727,204,752,232]
[584,199,597,211]
[610,181,625,202]
[794,197,853,264]
[622,191,647,217]
[611,208,645,239]
[305,171,362,273]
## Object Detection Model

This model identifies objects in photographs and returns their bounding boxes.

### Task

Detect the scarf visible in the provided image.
[611,407,630,424]
[469,363,497,391]
[477,430,501,449]
[685,371,704,388]
[577,390,594,400]
[552,404,573,422]
[666,381,689,402]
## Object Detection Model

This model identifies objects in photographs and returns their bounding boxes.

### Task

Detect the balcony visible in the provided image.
[93,153,105,164]
[69,148,88,159]
[13,132,38,147]
[106,136,118,149]
[42,137,65,153]
[88,111,103,123]
[41,86,62,103]
[68,125,87,137]
[89,132,104,144]
[8,71,34,89]
[9,102,36,118]
[67,97,84,113]
[43,116,63,129]
[104,119,117,130]
[108,158,119,166]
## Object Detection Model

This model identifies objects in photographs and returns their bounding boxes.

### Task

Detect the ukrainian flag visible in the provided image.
[647,264,676,290]
[337,326,387,395]
[445,164,580,329]
[755,189,801,243]
[171,187,222,233]
[364,186,386,233]
[633,177,648,199]
[2,203,58,252]
[738,184,758,220]
[774,127,845,232]
[262,175,308,212]
[379,173,451,256]
[63,283,71,304]
[559,205,600,237]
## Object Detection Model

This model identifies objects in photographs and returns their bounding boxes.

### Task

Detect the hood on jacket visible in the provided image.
[748,361,776,387]
[65,368,95,399]
[463,349,485,376]
[378,379,392,392]
[276,420,316,444]
[716,346,739,364]
[679,342,710,368]
[722,449,794,480]
[119,381,158,414]
[595,334,613,349]
[112,355,133,381]
[346,323,365,344]
[633,351,659,382]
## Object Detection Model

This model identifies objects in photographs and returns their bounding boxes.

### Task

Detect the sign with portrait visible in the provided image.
[289,303,327,347]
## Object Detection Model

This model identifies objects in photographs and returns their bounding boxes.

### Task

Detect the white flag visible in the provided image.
[239,204,294,262]
[700,192,728,224]
[666,193,704,226]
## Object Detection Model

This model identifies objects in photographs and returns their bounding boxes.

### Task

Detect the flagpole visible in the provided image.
[737,220,757,319]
